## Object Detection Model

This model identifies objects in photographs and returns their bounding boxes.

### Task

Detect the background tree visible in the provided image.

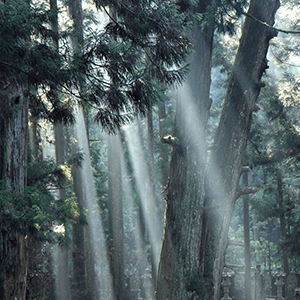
[108,133,125,300]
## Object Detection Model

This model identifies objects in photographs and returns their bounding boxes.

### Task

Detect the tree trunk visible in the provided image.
[30,116,42,161]
[156,1,214,298]
[108,134,125,300]
[71,156,87,298]
[67,1,90,298]
[68,0,83,51]
[54,122,72,300]
[147,108,158,287]
[277,170,289,275]
[157,0,280,299]
[207,1,280,298]
[243,172,252,300]
[0,81,29,300]
[50,0,72,296]
[158,102,169,187]
[85,227,96,300]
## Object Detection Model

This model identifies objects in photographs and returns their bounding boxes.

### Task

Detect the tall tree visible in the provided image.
[207,0,279,297]
[207,0,279,298]
[50,0,72,298]
[55,123,72,300]
[107,133,125,300]
[66,1,89,298]
[157,0,215,298]
[147,108,158,286]
[0,0,30,297]
[0,80,29,300]
[276,170,289,274]
[157,0,280,299]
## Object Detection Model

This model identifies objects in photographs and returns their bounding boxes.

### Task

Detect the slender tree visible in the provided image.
[243,172,252,300]
[49,0,72,298]
[66,1,89,298]
[147,108,158,286]
[107,133,125,300]
[277,170,289,274]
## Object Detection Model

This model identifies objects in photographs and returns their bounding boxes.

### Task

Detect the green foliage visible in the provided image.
[67,150,84,168]
[83,0,191,131]
[0,0,192,133]
[194,0,248,35]
[0,156,83,242]
[229,66,300,270]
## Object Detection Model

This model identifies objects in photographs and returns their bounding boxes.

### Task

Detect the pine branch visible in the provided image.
[116,0,157,23]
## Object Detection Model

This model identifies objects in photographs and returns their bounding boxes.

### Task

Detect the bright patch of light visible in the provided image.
[53,224,65,235]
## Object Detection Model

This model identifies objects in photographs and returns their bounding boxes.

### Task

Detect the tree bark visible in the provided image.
[156,1,214,298]
[0,82,29,300]
[147,109,158,286]
[108,134,125,300]
[158,103,169,187]
[54,122,72,300]
[71,156,87,298]
[207,1,280,298]
[157,0,280,299]
[67,1,90,298]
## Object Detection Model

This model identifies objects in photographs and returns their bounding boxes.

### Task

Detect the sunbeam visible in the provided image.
[74,107,113,299]
[124,120,162,298]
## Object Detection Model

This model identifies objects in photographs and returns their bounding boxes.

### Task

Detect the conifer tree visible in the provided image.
[157,0,280,299]
[0,0,191,298]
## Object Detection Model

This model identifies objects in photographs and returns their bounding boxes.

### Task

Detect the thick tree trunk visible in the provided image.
[0,82,29,300]
[157,0,280,299]
[1,83,28,193]
[156,1,214,297]
[207,1,280,298]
